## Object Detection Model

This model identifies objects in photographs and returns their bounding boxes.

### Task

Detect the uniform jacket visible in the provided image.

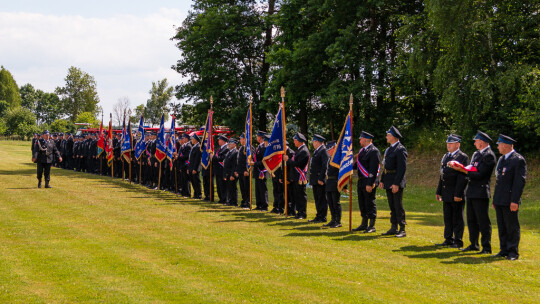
[355,144,381,187]
[465,146,496,199]
[493,151,527,206]
[32,138,61,164]
[287,144,310,184]
[253,143,268,179]
[309,145,328,185]
[381,141,407,189]
[224,147,238,179]
[436,149,470,202]
[188,143,202,172]
[213,144,229,176]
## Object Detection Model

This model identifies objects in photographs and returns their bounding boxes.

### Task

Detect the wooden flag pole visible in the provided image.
[209,96,214,202]
[110,113,114,179]
[349,93,353,232]
[129,110,132,184]
[249,94,253,210]
[281,87,288,217]
[100,111,103,175]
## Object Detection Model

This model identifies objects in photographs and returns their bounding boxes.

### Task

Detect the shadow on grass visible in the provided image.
[395,245,500,264]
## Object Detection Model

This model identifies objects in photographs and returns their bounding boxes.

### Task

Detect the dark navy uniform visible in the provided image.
[463,137,496,253]
[189,140,202,199]
[324,141,341,227]
[236,142,252,208]
[309,137,328,222]
[223,142,238,206]
[354,139,381,232]
[179,139,192,197]
[253,141,269,210]
[287,136,310,219]
[381,126,407,236]
[436,145,469,247]
[213,141,229,204]
[493,136,526,260]
[32,132,61,188]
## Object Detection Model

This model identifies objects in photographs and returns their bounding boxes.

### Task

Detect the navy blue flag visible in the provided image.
[121,119,132,163]
[245,104,252,169]
[262,105,285,174]
[201,111,214,169]
[134,115,146,160]
[155,114,167,162]
[166,115,176,169]
[330,112,353,191]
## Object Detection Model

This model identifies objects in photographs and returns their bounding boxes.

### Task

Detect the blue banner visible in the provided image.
[121,119,132,162]
[262,106,285,174]
[245,104,252,169]
[155,114,167,162]
[134,115,146,160]
[201,111,214,169]
[330,113,353,191]
[166,115,176,168]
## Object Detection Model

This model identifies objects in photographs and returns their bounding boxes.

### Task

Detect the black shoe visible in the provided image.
[492,252,508,258]
[330,222,342,228]
[364,227,376,233]
[44,183,52,188]
[450,243,462,249]
[260,208,268,212]
[479,249,492,254]
[506,254,519,261]
[352,225,365,232]
[226,202,238,207]
[461,245,479,252]
[295,215,306,220]
[382,229,398,236]
[395,230,406,238]
[354,218,368,231]
[38,181,42,188]
[323,221,335,227]
[270,208,279,214]
[435,241,454,246]
[308,218,323,223]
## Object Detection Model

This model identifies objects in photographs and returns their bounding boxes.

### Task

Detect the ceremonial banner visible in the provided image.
[201,110,214,169]
[245,104,252,169]
[155,114,167,162]
[106,119,114,166]
[330,113,353,191]
[262,105,285,174]
[166,115,176,169]
[134,115,146,160]
[97,120,105,157]
[121,120,132,163]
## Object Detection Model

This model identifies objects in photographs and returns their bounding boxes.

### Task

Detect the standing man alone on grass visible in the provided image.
[32,130,62,189]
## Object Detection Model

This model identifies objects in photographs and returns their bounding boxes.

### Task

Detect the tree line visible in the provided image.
[172,0,539,152]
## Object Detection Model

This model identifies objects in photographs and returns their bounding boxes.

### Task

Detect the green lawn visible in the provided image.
[1,141,538,303]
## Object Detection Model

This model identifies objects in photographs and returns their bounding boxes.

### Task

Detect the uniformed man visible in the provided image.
[251,131,269,211]
[179,133,192,197]
[309,134,328,223]
[380,126,408,238]
[353,131,381,233]
[224,138,239,206]
[323,141,342,228]
[276,144,295,215]
[492,134,526,260]
[66,133,74,170]
[32,130,62,188]
[450,130,496,254]
[435,134,469,248]
[213,135,230,204]
[284,133,310,220]
[188,133,203,199]
[236,133,251,209]
[114,132,122,178]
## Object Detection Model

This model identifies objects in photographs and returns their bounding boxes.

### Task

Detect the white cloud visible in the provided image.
[0,8,187,122]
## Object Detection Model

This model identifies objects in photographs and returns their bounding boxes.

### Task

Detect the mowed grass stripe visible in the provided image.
[0,141,538,303]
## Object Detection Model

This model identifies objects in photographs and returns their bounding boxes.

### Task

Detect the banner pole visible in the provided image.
[249,96,253,210]
[209,96,214,203]
[281,87,288,217]
[349,93,353,232]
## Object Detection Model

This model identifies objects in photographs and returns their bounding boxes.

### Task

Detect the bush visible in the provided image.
[3,107,37,139]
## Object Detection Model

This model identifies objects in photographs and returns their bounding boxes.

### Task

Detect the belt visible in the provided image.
[384,169,396,174]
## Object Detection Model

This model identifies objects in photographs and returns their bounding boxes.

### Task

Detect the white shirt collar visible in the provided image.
[391,141,400,148]
[505,149,515,160]
[480,145,490,153]
[450,148,460,157]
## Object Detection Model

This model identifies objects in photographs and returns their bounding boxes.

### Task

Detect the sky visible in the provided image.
[0,0,194,124]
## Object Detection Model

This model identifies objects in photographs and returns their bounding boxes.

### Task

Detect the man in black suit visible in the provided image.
[492,135,527,260]
[32,130,62,188]
[236,133,251,209]
[323,141,342,228]
[309,134,328,223]
[353,131,381,233]
[250,131,269,211]
[435,134,469,248]
[224,138,239,206]
[178,133,192,197]
[284,133,310,220]
[188,134,202,199]
[213,135,230,204]
[380,126,408,238]
[450,130,496,254]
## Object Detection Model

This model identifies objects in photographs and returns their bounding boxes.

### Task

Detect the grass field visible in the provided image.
[0,141,538,303]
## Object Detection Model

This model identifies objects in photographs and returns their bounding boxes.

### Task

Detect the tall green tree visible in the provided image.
[172,0,274,131]
[55,66,100,122]
[3,107,37,138]
[0,66,22,109]
[145,79,174,126]
[20,83,62,125]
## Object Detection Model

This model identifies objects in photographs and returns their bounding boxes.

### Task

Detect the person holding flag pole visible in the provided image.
[200,97,215,201]
[121,113,132,184]
[134,113,146,186]
[155,113,168,190]
[327,94,355,229]
[106,113,114,178]
[166,114,177,193]
[237,95,253,209]
[96,112,105,175]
